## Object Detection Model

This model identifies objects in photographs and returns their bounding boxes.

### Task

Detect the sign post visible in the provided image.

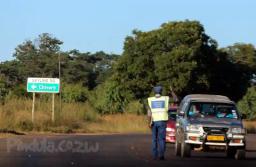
[32,92,35,123]
[52,94,55,122]
[27,78,60,123]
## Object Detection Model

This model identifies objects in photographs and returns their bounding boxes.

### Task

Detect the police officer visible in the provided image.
[147,86,169,160]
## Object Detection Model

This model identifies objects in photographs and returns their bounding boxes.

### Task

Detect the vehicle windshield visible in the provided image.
[187,102,239,119]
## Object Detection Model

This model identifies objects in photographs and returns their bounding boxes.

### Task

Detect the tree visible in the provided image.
[0,60,20,86]
[90,20,220,113]
[223,43,256,71]
[38,33,63,53]
[215,43,256,101]
[98,20,254,113]
[237,87,256,120]
[0,74,8,104]
[112,21,218,99]
[63,50,119,89]
[0,33,119,99]
[14,40,37,61]
[13,33,63,81]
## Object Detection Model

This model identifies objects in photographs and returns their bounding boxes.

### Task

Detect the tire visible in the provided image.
[181,141,191,158]
[235,149,246,160]
[226,148,236,158]
[175,140,181,156]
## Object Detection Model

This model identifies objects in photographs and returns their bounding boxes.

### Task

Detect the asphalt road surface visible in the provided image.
[0,133,256,167]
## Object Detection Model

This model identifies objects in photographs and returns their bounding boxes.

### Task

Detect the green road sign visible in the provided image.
[27,78,60,93]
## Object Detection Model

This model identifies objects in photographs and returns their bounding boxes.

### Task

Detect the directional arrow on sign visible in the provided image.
[31,84,37,89]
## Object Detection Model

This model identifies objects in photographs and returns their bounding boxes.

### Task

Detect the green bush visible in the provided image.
[125,100,145,115]
[237,87,256,120]
[7,84,32,99]
[62,83,89,103]
[89,80,134,114]
[0,75,9,103]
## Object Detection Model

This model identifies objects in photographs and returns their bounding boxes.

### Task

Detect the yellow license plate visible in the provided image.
[207,135,225,141]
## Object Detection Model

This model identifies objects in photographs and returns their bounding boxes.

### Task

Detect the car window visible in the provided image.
[187,102,238,119]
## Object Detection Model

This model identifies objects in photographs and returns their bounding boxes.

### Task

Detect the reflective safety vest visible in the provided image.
[148,96,169,122]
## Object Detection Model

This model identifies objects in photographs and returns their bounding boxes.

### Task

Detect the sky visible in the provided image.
[0,0,255,62]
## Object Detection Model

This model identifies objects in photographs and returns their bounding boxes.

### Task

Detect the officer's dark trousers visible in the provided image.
[151,121,167,158]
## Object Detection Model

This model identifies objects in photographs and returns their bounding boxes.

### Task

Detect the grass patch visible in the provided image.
[84,114,150,133]
[243,120,256,133]
[0,98,99,133]
[5,98,255,135]
[0,98,149,134]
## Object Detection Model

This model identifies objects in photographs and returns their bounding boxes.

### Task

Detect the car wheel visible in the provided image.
[181,141,191,158]
[235,149,246,160]
[226,148,236,158]
[175,140,181,156]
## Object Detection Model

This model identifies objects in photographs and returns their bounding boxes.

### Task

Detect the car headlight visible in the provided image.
[231,127,246,134]
[186,124,203,133]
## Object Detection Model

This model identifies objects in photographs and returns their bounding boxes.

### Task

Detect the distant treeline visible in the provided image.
[1,20,256,119]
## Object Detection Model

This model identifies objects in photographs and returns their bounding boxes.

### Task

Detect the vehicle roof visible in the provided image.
[183,94,234,104]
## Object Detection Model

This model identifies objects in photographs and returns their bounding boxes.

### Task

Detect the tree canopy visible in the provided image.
[0,33,119,102]
[104,21,253,104]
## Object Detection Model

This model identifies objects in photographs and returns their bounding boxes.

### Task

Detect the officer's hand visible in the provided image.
[148,123,153,129]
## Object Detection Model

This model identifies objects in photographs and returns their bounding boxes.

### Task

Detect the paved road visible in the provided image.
[0,134,255,167]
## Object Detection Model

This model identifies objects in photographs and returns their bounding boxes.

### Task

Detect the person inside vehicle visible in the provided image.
[188,104,202,117]
[216,106,236,119]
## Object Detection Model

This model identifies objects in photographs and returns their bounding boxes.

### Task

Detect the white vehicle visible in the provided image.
[175,94,246,160]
